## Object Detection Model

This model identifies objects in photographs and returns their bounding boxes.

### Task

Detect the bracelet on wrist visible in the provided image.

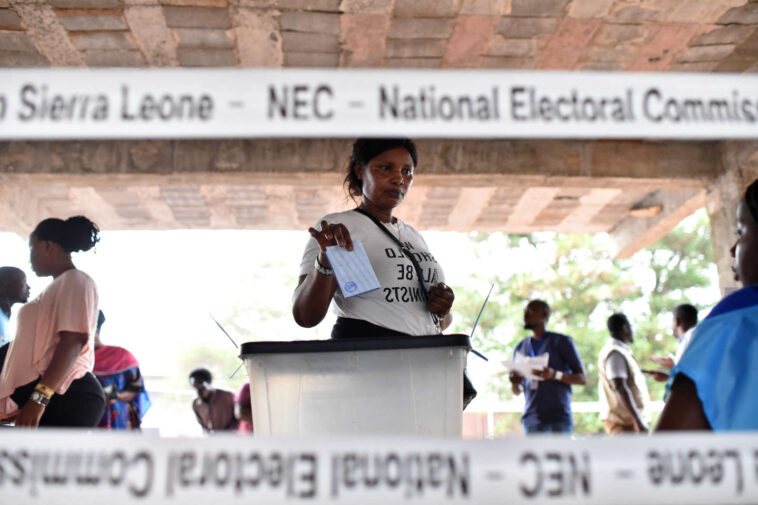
[34,382,55,399]
[314,256,334,276]
[554,370,564,382]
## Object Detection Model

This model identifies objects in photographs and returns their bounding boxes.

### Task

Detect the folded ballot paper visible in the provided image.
[325,240,381,298]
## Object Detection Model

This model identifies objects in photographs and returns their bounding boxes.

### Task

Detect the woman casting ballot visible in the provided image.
[293,138,454,339]
[0,216,104,428]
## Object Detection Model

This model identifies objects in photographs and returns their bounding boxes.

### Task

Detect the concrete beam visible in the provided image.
[0,170,710,228]
[506,187,560,229]
[0,139,720,180]
[11,1,85,66]
[0,174,47,235]
[558,187,622,232]
[447,187,497,229]
[610,188,706,258]
[0,171,352,229]
[232,7,282,67]
[0,139,733,260]
[124,0,180,67]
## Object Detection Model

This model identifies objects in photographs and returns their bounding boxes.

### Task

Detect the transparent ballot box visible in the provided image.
[240,335,471,436]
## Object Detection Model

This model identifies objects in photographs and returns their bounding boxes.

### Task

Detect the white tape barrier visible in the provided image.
[0,69,757,140]
[1,430,757,504]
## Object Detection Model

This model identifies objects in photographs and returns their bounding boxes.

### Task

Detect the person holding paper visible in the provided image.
[646,304,698,383]
[656,179,758,431]
[508,300,586,434]
[292,138,454,339]
[598,313,651,434]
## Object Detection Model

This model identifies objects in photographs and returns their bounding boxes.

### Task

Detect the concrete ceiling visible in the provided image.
[0,138,718,257]
[1,0,756,255]
[2,0,757,71]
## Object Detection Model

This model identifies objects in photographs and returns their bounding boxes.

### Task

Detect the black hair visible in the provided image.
[527,299,551,319]
[607,313,630,338]
[0,266,24,285]
[189,367,212,384]
[745,179,758,225]
[343,138,418,200]
[674,303,698,329]
[32,216,100,254]
[97,310,106,333]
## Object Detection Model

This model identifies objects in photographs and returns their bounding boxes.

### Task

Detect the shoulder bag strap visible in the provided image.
[353,207,431,306]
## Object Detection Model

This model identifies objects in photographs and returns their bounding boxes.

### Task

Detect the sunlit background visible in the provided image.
[0,209,721,436]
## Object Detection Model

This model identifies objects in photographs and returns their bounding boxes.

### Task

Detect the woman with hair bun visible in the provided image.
[0,216,105,428]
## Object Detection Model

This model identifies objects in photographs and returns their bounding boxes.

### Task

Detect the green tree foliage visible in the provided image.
[449,210,719,435]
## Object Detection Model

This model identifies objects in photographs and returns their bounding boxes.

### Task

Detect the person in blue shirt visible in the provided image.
[0,267,30,349]
[656,178,758,431]
[509,299,587,434]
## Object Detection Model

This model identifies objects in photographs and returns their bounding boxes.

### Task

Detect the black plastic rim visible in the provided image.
[239,334,471,357]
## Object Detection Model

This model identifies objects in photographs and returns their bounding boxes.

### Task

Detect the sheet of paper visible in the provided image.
[502,352,549,381]
[325,240,381,299]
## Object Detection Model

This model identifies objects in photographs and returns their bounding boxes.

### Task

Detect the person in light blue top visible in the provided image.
[656,178,758,431]
[0,267,30,349]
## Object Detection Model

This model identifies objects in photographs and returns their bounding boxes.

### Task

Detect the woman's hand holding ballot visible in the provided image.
[293,220,351,328]
[308,220,353,265]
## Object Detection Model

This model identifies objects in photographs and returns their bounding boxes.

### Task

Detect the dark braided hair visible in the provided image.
[343,138,418,200]
[745,179,758,225]
[32,216,100,254]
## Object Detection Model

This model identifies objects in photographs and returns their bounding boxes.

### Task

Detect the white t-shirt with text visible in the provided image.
[299,210,445,336]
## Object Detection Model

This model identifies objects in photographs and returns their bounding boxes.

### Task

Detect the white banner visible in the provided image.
[0,69,757,140]
[1,430,758,504]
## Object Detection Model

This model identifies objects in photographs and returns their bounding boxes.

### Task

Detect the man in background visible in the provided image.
[0,267,30,376]
[189,367,238,432]
[599,313,651,434]
[0,267,30,348]
[509,299,586,434]
[648,304,699,382]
